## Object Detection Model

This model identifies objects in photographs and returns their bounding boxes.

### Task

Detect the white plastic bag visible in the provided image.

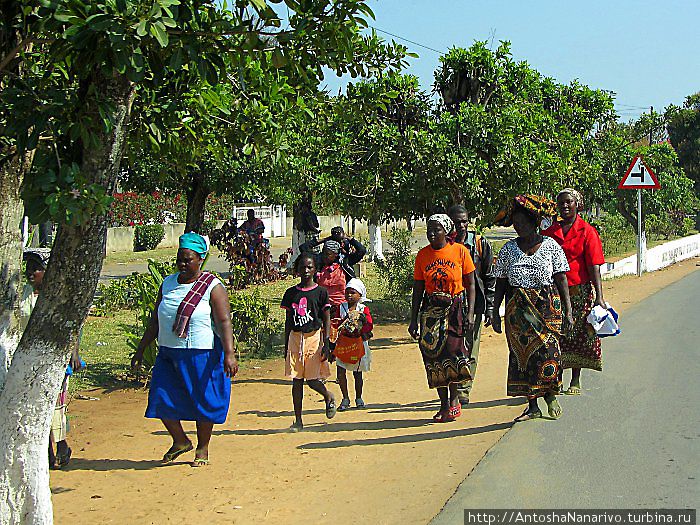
[586,303,620,337]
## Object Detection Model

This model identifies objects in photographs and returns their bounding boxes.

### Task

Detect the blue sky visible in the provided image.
[322,0,700,120]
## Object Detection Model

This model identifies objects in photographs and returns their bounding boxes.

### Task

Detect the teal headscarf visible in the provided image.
[179,232,208,256]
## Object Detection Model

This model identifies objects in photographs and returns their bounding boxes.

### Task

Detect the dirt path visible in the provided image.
[52,258,699,524]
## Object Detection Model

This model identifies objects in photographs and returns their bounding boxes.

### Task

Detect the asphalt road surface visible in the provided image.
[433,270,700,523]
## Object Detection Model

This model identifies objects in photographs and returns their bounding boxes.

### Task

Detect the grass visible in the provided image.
[71,309,141,393]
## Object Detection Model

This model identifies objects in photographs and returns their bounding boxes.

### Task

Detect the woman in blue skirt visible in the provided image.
[132,232,238,467]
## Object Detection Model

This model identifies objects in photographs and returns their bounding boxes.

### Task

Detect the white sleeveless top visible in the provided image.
[157,273,224,349]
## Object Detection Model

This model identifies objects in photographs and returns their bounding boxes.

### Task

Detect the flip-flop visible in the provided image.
[449,405,462,418]
[564,386,581,395]
[325,398,337,419]
[56,447,72,469]
[289,422,304,433]
[514,409,542,422]
[337,399,351,412]
[162,442,193,463]
[191,457,209,468]
[433,410,456,423]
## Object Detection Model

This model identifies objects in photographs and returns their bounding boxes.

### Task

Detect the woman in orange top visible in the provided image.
[409,214,476,423]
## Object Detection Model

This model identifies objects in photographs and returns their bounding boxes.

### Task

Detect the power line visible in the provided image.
[370,25,444,55]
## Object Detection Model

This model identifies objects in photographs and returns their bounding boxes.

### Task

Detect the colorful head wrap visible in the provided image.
[346,278,370,302]
[427,213,454,234]
[493,195,558,227]
[179,232,208,256]
[323,240,341,254]
[23,248,51,270]
[557,188,584,210]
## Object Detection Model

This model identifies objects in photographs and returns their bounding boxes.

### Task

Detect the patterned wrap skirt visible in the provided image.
[146,337,231,424]
[505,286,563,398]
[418,292,473,388]
[561,282,603,371]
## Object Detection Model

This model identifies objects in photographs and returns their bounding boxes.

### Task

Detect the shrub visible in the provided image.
[134,224,165,252]
[228,288,283,358]
[375,227,415,318]
[124,260,177,370]
[591,213,637,258]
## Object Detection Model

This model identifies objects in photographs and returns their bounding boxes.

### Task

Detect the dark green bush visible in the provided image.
[228,288,283,358]
[133,224,165,252]
[375,227,415,319]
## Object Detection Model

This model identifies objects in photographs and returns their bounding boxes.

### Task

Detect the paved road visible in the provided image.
[433,270,700,523]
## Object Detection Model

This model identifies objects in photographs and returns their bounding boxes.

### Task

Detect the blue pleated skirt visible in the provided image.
[145,339,231,424]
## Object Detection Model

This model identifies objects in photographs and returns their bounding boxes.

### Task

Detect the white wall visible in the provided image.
[601,234,700,279]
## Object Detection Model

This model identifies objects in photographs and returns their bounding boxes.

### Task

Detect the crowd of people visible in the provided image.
[116,188,605,466]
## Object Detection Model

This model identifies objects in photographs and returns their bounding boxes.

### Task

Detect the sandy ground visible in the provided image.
[52,258,699,525]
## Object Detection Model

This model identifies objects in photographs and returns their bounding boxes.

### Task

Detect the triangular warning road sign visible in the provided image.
[618,155,661,189]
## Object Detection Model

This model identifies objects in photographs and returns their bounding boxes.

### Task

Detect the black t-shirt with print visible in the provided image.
[281,285,330,333]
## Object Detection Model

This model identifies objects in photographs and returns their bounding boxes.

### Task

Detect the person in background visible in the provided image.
[301,226,367,280]
[132,232,238,467]
[294,195,322,255]
[238,208,266,246]
[282,254,336,431]
[447,205,496,407]
[315,240,348,319]
[409,214,476,423]
[491,195,573,422]
[543,188,606,395]
[21,248,83,470]
[333,278,373,411]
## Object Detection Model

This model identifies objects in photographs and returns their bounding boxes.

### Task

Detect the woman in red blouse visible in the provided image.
[543,188,606,395]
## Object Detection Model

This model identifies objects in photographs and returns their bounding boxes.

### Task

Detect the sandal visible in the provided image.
[449,405,462,418]
[514,408,542,422]
[191,457,209,468]
[432,410,456,423]
[325,398,337,419]
[56,447,72,469]
[355,398,366,409]
[337,398,351,412]
[289,422,304,433]
[564,386,581,395]
[162,442,193,463]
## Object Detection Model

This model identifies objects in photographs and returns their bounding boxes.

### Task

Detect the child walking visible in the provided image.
[282,254,337,431]
[333,278,373,411]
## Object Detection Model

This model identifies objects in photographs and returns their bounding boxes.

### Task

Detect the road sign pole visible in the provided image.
[636,189,643,276]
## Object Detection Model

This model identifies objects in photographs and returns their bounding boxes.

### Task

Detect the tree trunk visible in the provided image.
[0,74,134,525]
[0,148,34,387]
[368,221,385,262]
[185,171,210,233]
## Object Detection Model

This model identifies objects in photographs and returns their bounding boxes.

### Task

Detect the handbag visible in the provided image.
[330,308,367,364]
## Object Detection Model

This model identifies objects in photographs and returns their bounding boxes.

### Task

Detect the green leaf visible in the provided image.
[249,0,267,9]
[150,21,169,47]
[243,143,254,155]
[136,19,148,37]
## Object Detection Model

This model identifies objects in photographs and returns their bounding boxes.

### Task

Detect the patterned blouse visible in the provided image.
[494,236,570,288]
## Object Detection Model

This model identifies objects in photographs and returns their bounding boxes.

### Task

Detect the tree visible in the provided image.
[0,1,406,522]
[429,41,617,224]
[666,92,700,194]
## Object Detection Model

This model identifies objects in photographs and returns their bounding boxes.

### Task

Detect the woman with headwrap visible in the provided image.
[542,188,606,394]
[21,248,83,469]
[132,232,238,467]
[408,214,476,423]
[316,239,348,319]
[491,195,573,421]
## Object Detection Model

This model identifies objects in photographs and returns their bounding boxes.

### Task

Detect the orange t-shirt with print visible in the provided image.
[413,242,476,296]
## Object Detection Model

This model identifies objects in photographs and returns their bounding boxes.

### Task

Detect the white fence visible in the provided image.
[601,234,700,279]
[231,205,287,238]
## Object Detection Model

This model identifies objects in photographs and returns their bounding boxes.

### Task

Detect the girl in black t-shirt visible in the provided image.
[281,254,337,431]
